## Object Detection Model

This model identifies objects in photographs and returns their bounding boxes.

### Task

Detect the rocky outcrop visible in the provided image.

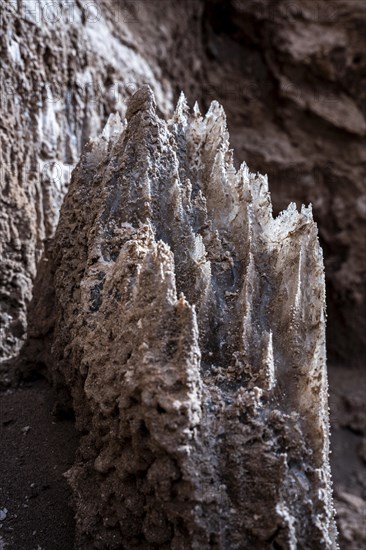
[1,0,365,371]
[27,87,337,548]
[1,0,364,546]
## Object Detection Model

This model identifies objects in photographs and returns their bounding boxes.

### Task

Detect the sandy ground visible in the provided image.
[328,365,366,550]
[0,379,78,550]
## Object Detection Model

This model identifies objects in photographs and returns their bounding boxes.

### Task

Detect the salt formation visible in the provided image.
[32,87,337,548]
[0,1,173,366]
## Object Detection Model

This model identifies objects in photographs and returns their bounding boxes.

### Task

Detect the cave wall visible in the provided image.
[1,0,365,368]
[0,0,176,363]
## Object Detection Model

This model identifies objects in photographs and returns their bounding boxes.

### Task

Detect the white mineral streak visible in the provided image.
[43,87,337,548]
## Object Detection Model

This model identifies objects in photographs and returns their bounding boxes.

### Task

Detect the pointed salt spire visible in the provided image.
[294,248,303,312]
[39,85,337,550]
[193,101,201,116]
[101,112,124,142]
[207,100,223,116]
[301,203,313,220]
[126,85,156,121]
[173,91,189,125]
[263,331,275,390]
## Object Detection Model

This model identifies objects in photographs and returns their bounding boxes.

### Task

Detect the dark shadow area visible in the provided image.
[0,378,79,550]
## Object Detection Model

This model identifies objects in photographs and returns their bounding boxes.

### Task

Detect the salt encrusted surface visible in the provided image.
[26,87,338,549]
[2,4,365,469]
[1,0,365,393]
[0,0,173,364]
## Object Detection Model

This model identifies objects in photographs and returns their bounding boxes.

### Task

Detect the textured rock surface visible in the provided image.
[0,0,174,363]
[189,0,366,367]
[1,0,364,546]
[27,87,337,548]
[334,492,366,550]
[1,0,365,371]
[123,0,366,367]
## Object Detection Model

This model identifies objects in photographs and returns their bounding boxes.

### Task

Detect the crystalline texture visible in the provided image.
[26,87,338,549]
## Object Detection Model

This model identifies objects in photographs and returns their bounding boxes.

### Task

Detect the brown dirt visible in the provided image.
[0,378,78,550]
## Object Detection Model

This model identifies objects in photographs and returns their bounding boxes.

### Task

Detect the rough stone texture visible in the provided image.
[1,0,365,546]
[1,0,365,371]
[121,0,366,367]
[26,87,337,549]
[0,0,174,363]
[188,0,366,367]
[333,492,366,550]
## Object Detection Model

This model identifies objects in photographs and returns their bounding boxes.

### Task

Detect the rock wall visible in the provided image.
[26,87,337,548]
[1,0,364,546]
[0,0,175,363]
[192,0,366,366]
[1,0,365,369]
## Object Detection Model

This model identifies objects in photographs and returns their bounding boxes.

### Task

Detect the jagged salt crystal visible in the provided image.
[101,112,124,142]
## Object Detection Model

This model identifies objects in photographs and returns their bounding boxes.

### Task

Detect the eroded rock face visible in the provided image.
[2,0,365,373]
[0,0,174,363]
[31,87,337,548]
[194,0,366,367]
